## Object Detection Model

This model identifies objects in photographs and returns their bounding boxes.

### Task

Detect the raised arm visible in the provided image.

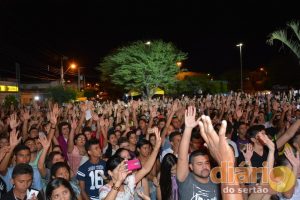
[37,135,51,177]
[0,129,21,175]
[132,101,139,129]
[135,127,161,184]
[282,147,300,199]
[177,106,199,182]
[198,116,243,200]
[76,105,86,135]
[67,119,77,153]
[21,109,31,140]
[276,119,300,149]
[160,102,177,145]
[102,161,131,200]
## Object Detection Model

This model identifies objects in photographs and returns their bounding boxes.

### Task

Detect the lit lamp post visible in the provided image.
[61,62,76,85]
[69,63,82,91]
[236,43,243,91]
[176,61,182,68]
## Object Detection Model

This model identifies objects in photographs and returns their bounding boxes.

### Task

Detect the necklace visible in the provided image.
[13,191,25,200]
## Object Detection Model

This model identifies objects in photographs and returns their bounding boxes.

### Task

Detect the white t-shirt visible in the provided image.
[280,179,300,200]
[99,175,136,200]
[160,148,174,162]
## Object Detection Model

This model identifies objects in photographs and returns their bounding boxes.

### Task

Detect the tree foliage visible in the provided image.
[47,86,76,104]
[168,76,228,95]
[98,40,187,97]
[3,94,18,109]
[267,20,300,63]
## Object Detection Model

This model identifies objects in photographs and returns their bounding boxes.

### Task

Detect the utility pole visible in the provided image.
[60,56,64,85]
[78,67,80,90]
[15,63,20,104]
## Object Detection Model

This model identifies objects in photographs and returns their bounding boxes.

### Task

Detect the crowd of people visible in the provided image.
[0,91,300,200]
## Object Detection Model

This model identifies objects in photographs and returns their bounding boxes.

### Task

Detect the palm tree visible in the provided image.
[267,20,300,63]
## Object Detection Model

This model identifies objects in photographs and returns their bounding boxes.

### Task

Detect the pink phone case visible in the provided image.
[127,159,142,171]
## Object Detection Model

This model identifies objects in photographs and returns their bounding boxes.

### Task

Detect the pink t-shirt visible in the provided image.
[67,146,83,175]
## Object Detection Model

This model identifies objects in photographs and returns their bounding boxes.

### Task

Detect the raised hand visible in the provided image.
[124,109,130,118]
[49,111,57,126]
[0,146,10,162]
[171,100,179,112]
[236,108,243,119]
[38,135,51,150]
[185,106,200,129]
[71,118,78,130]
[113,160,132,185]
[104,118,110,128]
[198,116,234,165]
[9,129,21,148]
[99,116,105,127]
[153,127,162,149]
[52,103,60,117]
[150,106,158,118]
[132,101,138,110]
[257,132,275,151]
[9,113,20,129]
[67,103,73,110]
[80,103,88,112]
[242,144,254,162]
[92,113,99,121]
[23,109,31,121]
[284,146,300,169]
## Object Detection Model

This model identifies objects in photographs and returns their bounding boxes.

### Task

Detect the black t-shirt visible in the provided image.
[1,188,44,200]
[237,141,279,169]
[0,177,6,199]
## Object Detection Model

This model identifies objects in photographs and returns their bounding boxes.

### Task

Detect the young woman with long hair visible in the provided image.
[159,153,178,200]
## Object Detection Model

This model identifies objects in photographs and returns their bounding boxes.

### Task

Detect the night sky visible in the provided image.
[0,0,299,83]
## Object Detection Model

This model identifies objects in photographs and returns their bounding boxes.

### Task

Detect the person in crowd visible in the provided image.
[1,163,44,200]
[159,153,178,200]
[127,131,138,155]
[0,129,43,191]
[118,137,130,150]
[137,139,159,200]
[50,162,82,200]
[103,132,119,158]
[46,178,77,200]
[77,139,106,200]
[67,118,87,177]
[177,106,243,200]
[160,131,181,162]
[98,127,161,200]
[24,137,42,168]
[189,130,203,153]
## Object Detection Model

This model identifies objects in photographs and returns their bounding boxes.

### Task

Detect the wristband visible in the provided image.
[112,183,120,191]
[51,126,56,130]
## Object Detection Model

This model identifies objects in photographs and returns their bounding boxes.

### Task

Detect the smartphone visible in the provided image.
[27,189,39,199]
[127,159,142,171]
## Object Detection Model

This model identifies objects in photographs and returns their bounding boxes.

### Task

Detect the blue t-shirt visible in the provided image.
[1,166,43,191]
[77,159,106,200]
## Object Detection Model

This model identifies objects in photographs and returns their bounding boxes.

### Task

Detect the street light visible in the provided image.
[176,61,182,67]
[145,41,151,45]
[236,43,243,91]
[60,63,80,90]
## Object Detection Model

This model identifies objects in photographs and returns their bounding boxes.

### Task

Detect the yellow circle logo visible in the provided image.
[269,166,296,192]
